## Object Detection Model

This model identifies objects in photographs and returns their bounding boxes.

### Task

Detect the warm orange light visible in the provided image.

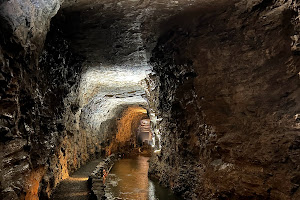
[68,177,88,181]
[105,106,148,154]
[116,107,147,143]
[25,167,46,200]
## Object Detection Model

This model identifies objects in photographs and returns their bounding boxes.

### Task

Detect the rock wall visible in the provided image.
[37,12,93,199]
[0,2,95,199]
[0,1,63,199]
[148,1,300,199]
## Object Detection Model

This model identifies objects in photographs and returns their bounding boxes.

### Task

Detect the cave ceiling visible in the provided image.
[59,0,227,64]
[55,0,198,115]
[55,0,233,109]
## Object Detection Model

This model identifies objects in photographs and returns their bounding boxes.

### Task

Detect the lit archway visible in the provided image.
[105,106,149,155]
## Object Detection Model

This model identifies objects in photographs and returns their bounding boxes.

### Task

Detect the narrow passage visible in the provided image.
[51,158,102,200]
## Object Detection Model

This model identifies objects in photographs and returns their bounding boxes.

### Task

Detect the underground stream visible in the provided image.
[104,155,183,200]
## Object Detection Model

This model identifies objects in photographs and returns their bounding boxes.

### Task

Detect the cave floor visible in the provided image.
[51,158,102,200]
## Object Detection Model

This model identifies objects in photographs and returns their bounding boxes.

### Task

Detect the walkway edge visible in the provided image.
[88,154,118,200]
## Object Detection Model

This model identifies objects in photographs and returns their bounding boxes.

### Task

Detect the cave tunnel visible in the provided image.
[1,0,300,200]
[105,106,150,156]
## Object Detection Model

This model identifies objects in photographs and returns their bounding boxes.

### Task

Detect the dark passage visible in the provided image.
[104,156,182,200]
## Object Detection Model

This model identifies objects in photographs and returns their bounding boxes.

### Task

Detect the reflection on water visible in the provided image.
[105,156,182,200]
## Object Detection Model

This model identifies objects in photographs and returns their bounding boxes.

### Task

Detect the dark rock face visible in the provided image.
[37,14,87,198]
[0,2,87,199]
[148,1,300,199]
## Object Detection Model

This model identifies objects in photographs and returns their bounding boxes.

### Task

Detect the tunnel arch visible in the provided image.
[104,106,149,155]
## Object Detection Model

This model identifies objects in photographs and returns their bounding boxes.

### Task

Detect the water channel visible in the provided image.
[104,155,183,200]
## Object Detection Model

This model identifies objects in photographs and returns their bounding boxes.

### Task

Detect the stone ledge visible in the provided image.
[88,154,118,200]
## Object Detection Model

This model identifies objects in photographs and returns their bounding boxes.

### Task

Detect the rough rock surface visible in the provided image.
[0,1,65,199]
[1,0,300,200]
[148,1,300,199]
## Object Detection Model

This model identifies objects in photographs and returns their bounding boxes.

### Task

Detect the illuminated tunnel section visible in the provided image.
[105,106,149,155]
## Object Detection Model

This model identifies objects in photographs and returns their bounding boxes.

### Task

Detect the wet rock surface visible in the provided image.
[148,1,300,199]
[0,1,65,199]
[0,0,300,200]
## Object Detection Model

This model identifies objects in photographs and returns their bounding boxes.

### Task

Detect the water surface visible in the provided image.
[105,156,182,200]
